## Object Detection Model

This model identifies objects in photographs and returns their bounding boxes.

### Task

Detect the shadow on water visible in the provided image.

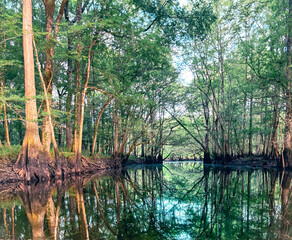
[0,162,291,239]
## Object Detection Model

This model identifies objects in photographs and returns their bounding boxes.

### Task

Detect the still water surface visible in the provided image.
[0,161,291,239]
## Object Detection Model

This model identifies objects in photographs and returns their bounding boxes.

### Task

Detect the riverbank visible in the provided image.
[0,145,122,184]
[0,144,281,184]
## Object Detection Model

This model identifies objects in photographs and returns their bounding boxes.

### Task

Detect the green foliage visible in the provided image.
[0,145,21,162]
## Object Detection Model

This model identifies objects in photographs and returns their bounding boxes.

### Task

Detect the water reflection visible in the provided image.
[0,162,292,239]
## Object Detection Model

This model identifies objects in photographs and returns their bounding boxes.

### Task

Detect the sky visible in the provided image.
[179,67,193,86]
[177,0,194,86]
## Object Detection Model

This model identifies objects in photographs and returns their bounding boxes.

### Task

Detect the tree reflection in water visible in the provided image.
[0,162,291,239]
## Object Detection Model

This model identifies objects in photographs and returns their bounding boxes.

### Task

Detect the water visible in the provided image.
[0,161,291,239]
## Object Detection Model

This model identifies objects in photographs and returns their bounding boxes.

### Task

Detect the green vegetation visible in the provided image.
[0,145,21,164]
[0,0,292,173]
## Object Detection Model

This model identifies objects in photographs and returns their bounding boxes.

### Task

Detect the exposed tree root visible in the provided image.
[0,155,122,184]
[13,136,52,183]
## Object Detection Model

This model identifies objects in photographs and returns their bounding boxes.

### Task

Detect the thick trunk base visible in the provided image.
[13,138,51,183]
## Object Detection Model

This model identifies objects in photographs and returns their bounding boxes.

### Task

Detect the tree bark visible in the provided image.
[65,4,73,151]
[91,97,113,155]
[0,78,10,147]
[42,0,68,153]
[72,0,82,165]
[283,0,292,168]
[33,38,62,177]
[74,27,95,172]
[249,90,253,156]
[113,99,119,161]
[14,0,50,182]
[218,46,226,159]
[270,102,279,160]
[42,0,55,153]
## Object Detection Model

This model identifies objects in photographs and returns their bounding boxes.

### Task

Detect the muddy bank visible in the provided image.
[0,156,121,185]
[0,152,166,184]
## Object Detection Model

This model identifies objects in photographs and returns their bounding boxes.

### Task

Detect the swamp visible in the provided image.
[1,0,292,239]
[1,162,292,239]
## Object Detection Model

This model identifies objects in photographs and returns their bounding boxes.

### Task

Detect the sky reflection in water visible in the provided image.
[0,161,291,239]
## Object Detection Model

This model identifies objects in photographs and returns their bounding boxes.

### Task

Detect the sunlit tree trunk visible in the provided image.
[14,0,50,181]
[0,78,10,147]
[65,3,73,151]
[283,0,292,168]
[72,0,83,169]
[42,0,68,153]
[42,0,55,153]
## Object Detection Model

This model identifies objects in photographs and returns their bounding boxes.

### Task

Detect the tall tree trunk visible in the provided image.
[41,0,68,153]
[227,76,232,156]
[283,0,292,168]
[211,96,217,156]
[270,102,279,160]
[264,98,269,156]
[91,97,112,155]
[150,106,156,161]
[217,29,226,159]
[74,28,95,172]
[72,0,82,159]
[14,0,50,181]
[66,88,73,151]
[113,99,119,161]
[42,0,55,153]
[58,94,62,147]
[0,78,10,147]
[65,7,73,151]
[242,90,247,156]
[249,90,253,156]
[201,91,210,163]
[0,30,10,148]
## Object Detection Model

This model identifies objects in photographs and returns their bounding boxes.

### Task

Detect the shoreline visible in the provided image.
[0,155,287,185]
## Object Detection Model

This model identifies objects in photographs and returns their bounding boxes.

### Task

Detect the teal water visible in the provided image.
[0,161,291,239]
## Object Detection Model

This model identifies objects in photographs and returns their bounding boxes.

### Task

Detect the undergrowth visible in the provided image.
[0,144,21,166]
